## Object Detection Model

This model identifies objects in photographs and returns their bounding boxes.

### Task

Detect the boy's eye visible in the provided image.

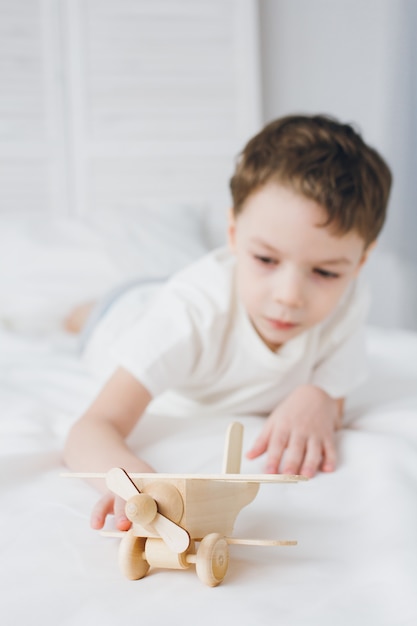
[254,255,277,265]
[314,268,340,279]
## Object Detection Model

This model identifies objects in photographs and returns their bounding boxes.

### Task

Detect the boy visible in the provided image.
[64,114,392,531]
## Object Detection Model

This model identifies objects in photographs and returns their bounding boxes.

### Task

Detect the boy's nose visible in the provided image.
[272,268,304,309]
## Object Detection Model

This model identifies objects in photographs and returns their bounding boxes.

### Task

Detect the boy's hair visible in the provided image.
[230,114,392,246]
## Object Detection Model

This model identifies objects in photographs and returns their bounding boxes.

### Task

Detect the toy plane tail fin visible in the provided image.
[222,422,244,474]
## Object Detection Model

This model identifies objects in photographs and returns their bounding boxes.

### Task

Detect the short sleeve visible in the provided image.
[110,287,202,397]
[310,280,371,398]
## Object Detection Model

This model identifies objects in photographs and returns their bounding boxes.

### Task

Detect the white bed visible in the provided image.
[1,215,417,626]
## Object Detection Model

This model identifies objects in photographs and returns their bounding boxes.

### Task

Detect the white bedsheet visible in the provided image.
[1,324,417,626]
[1,215,417,625]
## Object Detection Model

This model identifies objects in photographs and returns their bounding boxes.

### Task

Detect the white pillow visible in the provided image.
[85,202,211,278]
[0,204,211,333]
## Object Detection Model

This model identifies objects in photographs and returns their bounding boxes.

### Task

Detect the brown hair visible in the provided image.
[230,114,392,246]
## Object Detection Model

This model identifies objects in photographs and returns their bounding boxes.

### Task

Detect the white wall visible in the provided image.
[258,0,417,331]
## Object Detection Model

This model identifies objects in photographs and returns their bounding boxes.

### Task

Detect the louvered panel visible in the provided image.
[83,0,237,142]
[65,0,260,215]
[0,0,67,214]
[0,0,45,142]
[0,0,260,217]
[87,154,233,210]
[0,157,49,211]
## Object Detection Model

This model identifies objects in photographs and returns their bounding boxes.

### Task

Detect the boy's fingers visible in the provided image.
[321,437,337,473]
[246,427,270,459]
[299,438,323,478]
[114,496,131,531]
[282,434,307,475]
[264,430,289,473]
[90,492,115,530]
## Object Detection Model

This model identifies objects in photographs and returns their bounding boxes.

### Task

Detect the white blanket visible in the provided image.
[1,216,417,625]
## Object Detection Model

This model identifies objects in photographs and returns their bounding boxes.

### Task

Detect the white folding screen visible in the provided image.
[0,0,67,214]
[0,0,261,217]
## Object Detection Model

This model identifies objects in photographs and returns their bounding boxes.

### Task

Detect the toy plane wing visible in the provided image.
[62,471,308,483]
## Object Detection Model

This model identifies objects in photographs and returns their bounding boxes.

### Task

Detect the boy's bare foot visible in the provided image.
[64,301,96,333]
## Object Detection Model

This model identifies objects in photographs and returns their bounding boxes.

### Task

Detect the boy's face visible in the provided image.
[228,182,370,351]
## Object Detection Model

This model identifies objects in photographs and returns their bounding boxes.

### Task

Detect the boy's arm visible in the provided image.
[63,366,154,529]
[64,366,153,477]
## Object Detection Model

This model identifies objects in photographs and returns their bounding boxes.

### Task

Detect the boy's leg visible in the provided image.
[64,301,96,334]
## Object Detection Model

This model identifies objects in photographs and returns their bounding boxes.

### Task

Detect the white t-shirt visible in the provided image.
[83,247,370,417]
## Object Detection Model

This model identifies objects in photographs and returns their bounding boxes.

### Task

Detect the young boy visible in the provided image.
[64,114,392,531]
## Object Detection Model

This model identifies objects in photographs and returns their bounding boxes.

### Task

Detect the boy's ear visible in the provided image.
[354,240,377,276]
[227,208,237,252]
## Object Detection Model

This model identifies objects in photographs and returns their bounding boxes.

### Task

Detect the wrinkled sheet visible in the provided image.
[1,324,417,626]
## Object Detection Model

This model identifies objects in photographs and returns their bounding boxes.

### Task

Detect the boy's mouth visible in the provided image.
[265,318,299,331]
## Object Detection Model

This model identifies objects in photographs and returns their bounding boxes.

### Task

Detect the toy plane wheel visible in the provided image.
[118,530,149,580]
[196,533,229,587]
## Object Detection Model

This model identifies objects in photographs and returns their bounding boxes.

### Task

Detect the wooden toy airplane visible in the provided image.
[66,422,307,586]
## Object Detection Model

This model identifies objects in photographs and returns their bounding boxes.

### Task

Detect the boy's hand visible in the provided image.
[246,385,342,478]
[90,492,131,531]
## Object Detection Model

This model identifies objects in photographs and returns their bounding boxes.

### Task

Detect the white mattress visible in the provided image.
[1,216,417,625]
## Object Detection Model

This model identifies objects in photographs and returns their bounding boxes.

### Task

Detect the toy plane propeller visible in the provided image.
[106,467,191,553]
